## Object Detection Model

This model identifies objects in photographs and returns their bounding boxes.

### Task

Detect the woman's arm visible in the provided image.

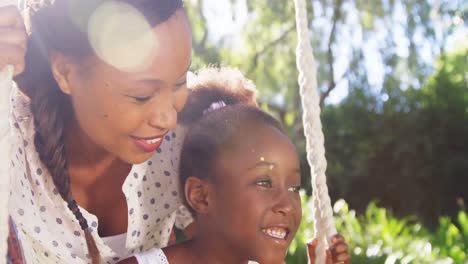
[0,2,27,259]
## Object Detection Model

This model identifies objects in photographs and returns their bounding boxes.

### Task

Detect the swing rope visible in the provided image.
[293,0,337,263]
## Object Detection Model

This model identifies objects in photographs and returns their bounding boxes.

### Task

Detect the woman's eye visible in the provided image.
[256,179,272,188]
[288,186,301,193]
[130,95,152,103]
[174,81,187,91]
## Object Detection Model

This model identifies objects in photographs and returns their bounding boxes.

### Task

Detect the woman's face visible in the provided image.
[60,9,192,164]
[209,123,302,264]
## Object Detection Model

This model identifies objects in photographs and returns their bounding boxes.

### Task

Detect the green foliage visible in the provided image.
[322,49,468,226]
[286,194,468,263]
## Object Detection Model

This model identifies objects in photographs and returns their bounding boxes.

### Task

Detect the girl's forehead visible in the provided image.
[218,125,298,169]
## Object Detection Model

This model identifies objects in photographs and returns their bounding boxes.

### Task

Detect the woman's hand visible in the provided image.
[0,5,27,76]
[307,234,350,264]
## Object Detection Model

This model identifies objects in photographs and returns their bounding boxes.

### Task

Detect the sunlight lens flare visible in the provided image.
[87,1,157,72]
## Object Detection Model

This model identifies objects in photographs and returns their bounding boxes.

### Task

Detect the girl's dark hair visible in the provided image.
[179,67,284,215]
[16,1,184,262]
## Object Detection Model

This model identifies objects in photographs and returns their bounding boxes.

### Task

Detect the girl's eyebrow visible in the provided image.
[248,160,276,170]
[248,160,302,175]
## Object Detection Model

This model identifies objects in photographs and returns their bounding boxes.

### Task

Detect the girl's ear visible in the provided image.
[184,176,212,215]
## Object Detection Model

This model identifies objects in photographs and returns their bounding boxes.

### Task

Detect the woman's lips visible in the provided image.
[132,135,165,152]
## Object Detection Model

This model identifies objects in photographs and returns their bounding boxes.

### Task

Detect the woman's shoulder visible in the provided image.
[144,124,188,175]
[9,84,34,138]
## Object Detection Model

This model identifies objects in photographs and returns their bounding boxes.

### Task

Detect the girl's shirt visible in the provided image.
[6,85,193,264]
[135,248,259,264]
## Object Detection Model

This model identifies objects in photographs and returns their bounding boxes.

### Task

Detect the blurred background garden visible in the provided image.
[184,0,467,263]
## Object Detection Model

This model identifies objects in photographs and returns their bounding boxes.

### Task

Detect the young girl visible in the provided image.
[120,67,350,264]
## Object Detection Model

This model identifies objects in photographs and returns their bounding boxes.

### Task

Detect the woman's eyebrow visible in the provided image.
[134,79,164,86]
[133,61,192,87]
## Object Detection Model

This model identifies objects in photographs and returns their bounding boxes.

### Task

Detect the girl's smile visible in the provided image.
[261,225,291,245]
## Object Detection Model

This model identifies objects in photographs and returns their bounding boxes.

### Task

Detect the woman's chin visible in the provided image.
[118,150,154,165]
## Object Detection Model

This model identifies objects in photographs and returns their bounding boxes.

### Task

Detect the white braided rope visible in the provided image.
[293,0,337,263]
[0,0,18,260]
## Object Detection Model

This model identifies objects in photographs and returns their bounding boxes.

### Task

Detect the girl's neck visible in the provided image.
[167,233,250,264]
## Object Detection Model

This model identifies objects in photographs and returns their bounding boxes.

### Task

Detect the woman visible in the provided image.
[0,1,193,263]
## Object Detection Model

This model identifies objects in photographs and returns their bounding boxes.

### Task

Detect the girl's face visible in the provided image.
[55,9,192,164]
[209,123,302,264]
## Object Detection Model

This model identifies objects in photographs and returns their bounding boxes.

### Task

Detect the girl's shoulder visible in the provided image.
[134,248,169,264]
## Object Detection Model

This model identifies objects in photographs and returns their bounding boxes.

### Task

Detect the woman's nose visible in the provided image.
[148,99,178,131]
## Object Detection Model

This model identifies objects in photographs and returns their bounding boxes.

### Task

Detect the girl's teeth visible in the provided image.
[262,228,287,239]
[145,138,161,144]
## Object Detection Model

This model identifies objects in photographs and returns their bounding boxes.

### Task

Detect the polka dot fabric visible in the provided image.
[8,86,193,263]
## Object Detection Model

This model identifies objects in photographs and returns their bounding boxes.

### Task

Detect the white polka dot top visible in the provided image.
[7,86,193,264]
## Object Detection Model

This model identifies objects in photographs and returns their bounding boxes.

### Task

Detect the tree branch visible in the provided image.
[320,0,344,106]
[246,24,296,76]
[258,99,287,120]
[193,0,209,54]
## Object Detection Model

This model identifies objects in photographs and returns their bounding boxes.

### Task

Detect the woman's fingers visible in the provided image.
[0,6,27,75]
[0,6,24,29]
[0,28,27,48]
[0,43,25,74]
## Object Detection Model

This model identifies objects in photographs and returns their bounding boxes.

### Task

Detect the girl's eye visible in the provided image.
[288,186,301,193]
[256,179,272,188]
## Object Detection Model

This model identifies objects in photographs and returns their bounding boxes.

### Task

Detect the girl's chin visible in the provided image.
[252,253,287,264]
[254,259,285,264]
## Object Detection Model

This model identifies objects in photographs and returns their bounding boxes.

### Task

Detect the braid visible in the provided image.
[31,82,71,201]
[18,32,101,263]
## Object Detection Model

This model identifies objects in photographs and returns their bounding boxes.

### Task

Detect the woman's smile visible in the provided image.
[131,133,167,152]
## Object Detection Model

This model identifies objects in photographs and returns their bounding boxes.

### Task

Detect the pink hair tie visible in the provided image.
[203,101,226,115]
